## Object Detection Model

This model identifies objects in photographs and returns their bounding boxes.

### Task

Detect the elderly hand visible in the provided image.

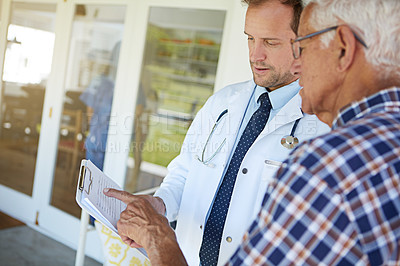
[103,189,166,248]
[104,188,187,266]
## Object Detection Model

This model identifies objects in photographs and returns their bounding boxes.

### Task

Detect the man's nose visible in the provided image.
[250,40,266,62]
[290,57,301,77]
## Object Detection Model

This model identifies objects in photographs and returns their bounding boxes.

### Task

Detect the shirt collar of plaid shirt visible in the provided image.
[331,87,400,130]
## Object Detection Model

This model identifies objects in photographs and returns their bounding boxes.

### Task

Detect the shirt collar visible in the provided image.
[332,87,400,129]
[254,80,301,110]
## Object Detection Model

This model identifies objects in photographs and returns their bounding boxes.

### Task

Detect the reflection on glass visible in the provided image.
[0,3,56,196]
[51,5,126,218]
[125,7,226,192]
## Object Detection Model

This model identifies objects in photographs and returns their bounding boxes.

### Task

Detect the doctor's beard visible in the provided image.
[251,62,295,90]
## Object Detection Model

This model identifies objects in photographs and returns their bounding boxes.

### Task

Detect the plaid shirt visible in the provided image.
[228,87,400,265]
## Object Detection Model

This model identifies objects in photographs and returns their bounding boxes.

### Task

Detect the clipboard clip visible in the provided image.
[78,164,93,194]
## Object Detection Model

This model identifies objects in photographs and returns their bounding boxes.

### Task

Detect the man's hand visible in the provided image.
[104,188,187,266]
[103,189,166,248]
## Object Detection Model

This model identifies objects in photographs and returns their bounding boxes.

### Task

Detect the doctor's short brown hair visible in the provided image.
[242,0,304,34]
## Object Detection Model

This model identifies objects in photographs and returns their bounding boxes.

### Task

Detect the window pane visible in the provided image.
[0,3,56,196]
[50,4,126,218]
[125,7,226,192]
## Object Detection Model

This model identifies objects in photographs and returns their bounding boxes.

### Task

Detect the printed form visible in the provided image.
[76,159,148,257]
[78,159,125,233]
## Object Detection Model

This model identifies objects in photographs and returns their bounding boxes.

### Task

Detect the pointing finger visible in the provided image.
[103,188,134,204]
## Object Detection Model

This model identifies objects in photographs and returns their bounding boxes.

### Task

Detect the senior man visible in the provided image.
[110,1,329,265]
[105,0,400,265]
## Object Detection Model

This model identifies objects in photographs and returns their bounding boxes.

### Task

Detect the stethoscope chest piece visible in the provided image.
[281,117,302,149]
[281,135,299,149]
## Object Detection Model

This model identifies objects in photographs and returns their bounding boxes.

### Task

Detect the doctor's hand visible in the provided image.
[103,189,187,266]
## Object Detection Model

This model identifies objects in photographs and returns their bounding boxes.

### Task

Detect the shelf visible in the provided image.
[155,56,218,66]
[152,71,215,86]
[158,39,221,50]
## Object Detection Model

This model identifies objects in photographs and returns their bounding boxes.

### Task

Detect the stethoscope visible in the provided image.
[280,117,301,149]
[197,108,302,167]
[195,109,228,168]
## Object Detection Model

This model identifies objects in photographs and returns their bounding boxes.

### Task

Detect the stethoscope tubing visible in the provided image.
[197,87,302,167]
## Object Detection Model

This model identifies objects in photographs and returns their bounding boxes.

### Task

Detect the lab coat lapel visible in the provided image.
[223,82,257,162]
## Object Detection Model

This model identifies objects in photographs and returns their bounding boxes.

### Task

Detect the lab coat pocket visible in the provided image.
[253,159,282,217]
[261,159,282,183]
[182,156,227,222]
[187,154,226,191]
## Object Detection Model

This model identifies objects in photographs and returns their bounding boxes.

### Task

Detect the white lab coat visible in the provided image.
[154,79,330,265]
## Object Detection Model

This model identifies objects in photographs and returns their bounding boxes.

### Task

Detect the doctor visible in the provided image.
[112,0,329,265]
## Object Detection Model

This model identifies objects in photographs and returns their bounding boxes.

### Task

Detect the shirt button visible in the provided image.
[226,236,232,243]
[200,225,203,230]
[242,168,248,174]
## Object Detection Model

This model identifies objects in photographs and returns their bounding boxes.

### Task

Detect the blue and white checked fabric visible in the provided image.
[200,92,272,266]
[228,87,400,265]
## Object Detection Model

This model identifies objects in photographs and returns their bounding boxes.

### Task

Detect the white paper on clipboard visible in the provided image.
[76,159,148,258]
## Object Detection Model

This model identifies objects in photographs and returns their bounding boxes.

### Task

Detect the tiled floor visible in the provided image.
[0,225,101,266]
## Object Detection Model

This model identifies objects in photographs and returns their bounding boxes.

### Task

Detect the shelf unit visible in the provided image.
[143,23,223,116]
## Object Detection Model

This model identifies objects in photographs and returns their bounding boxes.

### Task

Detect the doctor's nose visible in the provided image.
[249,41,267,62]
[290,57,301,78]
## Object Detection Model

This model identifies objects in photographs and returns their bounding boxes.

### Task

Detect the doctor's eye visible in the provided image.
[264,40,280,47]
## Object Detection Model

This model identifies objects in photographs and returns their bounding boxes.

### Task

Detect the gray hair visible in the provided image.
[307,0,400,80]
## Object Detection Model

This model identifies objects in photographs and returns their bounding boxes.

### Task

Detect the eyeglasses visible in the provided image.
[290,25,368,59]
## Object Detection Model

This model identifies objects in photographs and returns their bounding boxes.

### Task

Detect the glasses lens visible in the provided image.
[292,41,300,59]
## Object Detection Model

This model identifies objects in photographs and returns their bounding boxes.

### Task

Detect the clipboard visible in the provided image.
[76,159,148,257]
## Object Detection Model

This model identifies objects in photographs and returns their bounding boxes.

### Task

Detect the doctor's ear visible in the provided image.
[335,25,357,72]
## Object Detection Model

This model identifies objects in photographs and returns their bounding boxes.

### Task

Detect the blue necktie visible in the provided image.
[199,92,272,266]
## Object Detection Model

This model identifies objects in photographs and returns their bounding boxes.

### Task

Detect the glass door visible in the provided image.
[0,1,128,261]
[0,1,56,221]
[0,2,56,196]
[50,3,126,220]
[35,3,127,261]
[124,7,226,193]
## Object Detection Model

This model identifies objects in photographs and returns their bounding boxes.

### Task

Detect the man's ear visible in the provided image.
[335,25,357,72]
